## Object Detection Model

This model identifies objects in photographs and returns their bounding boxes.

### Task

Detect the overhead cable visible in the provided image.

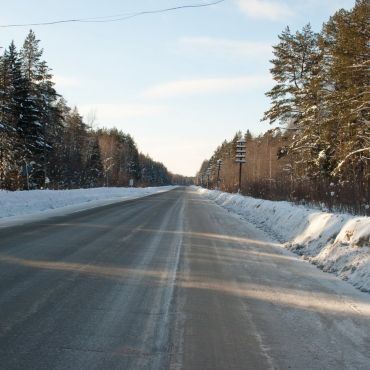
[0,0,226,28]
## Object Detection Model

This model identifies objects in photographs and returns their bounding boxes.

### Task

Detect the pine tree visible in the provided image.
[263,25,321,125]
[83,133,103,187]
[125,134,140,181]
[46,97,69,188]
[321,1,370,179]
[1,31,180,191]
[63,107,88,187]
[0,42,25,188]
[18,30,47,187]
[263,25,325,179]
[38,60,59,187]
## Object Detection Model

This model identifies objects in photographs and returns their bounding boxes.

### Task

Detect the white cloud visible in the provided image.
[79,103,169,121]
[300,0,353,14]
[52,75,80,87]
[142,75,272,99]
[179,37,272,57]
[236,0,293,20]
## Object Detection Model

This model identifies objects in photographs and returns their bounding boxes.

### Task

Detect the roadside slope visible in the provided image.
[0,186,176,227]
[197,187,370,292]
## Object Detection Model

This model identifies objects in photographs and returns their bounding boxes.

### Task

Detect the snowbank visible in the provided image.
[0,186,176,226]
[196,188,370,292]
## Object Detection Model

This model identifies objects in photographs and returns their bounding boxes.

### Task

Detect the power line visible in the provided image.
[0,0,226,28]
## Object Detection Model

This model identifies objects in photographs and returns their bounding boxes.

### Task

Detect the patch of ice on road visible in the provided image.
[195,187,370,293]
[0,186,176,227]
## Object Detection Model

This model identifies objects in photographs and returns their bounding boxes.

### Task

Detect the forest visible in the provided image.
[0,31,192,190]
[196,0,369,215]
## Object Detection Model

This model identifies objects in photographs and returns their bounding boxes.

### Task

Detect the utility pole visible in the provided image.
[235,137,246,193]
[216,159,222,190]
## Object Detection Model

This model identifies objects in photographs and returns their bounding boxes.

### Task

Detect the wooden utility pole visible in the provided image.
[235,137,246,193]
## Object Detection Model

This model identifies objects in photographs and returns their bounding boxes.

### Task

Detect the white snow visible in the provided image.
[0,186,176,228]
[196,187,370,293]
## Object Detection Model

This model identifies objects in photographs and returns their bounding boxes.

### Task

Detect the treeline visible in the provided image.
[0,31,191,190]
[197,0,369,215]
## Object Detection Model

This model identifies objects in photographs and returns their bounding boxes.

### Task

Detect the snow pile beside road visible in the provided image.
[197,188,370,292]
[0,186,176,220]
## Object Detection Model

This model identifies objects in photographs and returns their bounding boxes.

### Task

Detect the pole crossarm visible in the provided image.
[235,137,247,192]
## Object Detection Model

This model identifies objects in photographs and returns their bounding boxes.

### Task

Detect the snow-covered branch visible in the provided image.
[332,148,370,175]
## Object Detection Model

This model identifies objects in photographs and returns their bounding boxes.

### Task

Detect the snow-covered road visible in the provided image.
[0,187,369,369]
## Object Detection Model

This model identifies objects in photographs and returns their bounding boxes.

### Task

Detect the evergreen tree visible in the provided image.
[0,42,25,188]
[263,25,325,179]
[63,107,87,187]
[18,30,47,187]
[82,133,103,187]
[263,25,321,125]
[0,30,181,191]
[320,1,370,181]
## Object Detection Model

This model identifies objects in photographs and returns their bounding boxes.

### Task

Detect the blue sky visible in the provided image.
[1,0,354,176]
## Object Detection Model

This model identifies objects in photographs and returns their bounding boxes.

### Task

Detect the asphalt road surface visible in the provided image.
[0,187,370,369]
